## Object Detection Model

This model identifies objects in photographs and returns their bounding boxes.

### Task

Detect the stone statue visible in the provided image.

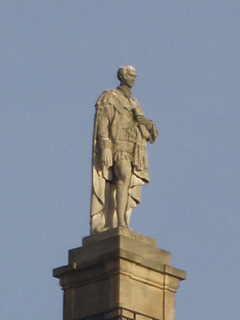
[90,66,158,234]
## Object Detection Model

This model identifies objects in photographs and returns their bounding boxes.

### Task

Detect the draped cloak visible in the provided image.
[90,89,158,234]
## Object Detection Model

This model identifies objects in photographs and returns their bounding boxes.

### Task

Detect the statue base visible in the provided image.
[53,228,186,320]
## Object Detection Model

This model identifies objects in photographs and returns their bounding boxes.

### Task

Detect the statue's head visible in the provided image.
[117,65,137,88]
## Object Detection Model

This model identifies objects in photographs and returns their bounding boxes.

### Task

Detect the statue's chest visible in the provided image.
[121,95,136,112]
[111,100,138,142]
[114,95,137,116]
[114,98,135,124]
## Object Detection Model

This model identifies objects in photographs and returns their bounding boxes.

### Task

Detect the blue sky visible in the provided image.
[1,1,240,319]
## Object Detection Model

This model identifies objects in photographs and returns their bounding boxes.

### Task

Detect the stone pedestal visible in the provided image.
[53,228,186,320]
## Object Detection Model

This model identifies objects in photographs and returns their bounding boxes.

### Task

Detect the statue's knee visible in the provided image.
[115,179,123,190]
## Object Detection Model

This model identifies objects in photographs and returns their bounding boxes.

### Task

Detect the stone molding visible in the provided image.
[53,229,186,320]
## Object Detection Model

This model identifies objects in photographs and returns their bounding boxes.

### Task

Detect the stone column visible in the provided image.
[53,228,186,320]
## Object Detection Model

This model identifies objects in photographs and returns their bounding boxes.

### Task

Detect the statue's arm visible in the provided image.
[146,120,158,143]
[133,104,158,143]
[137,117,158,143]
[97,103,114,168]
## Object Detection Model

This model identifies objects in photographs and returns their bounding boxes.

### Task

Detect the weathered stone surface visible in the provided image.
[53,229,186,320]
[83,227,156,246]
[68,228,171,268]
[90,66,158,234]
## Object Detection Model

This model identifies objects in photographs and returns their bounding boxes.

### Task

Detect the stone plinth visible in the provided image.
[53,228,186,320]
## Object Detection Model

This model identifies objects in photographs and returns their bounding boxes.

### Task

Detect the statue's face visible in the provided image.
[122,67,137,88]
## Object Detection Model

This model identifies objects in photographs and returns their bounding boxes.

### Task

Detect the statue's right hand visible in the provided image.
[101,148,113,168]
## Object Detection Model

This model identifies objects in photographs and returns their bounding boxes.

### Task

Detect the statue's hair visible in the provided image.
[117,65,136,82]
[117,67,125,82]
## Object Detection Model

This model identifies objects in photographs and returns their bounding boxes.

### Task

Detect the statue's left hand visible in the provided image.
[135,115,153,131]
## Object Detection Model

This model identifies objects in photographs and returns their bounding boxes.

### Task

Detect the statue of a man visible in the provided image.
[90,66,158,234]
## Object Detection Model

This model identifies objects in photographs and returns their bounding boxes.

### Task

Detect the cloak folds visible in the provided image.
[90,90,158,234]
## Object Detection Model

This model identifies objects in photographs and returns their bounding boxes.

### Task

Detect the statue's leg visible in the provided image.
[113,159,132,228]
[104,182,116,228]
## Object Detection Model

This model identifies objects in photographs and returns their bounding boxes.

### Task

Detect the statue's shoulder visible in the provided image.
[96,90,119,106]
